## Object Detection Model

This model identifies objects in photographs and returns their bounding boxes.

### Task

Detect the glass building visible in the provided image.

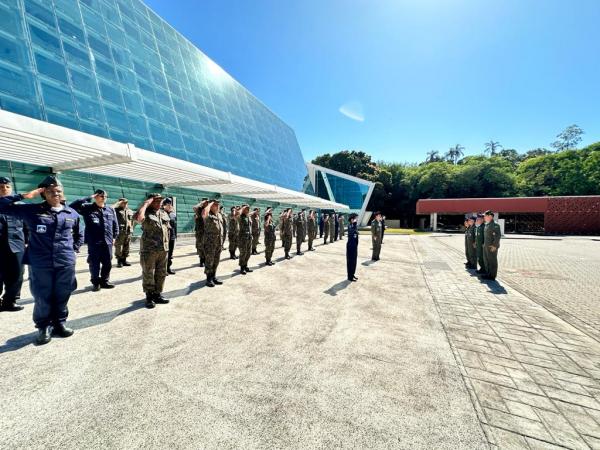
[305,163,375,224]
[0,0,307,190]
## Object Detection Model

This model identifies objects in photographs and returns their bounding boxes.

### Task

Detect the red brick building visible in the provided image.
[416,196,600,234]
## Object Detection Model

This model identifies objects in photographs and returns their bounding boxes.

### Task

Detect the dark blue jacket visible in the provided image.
[167,211,177,241]
[347,222,359,250]
[0,194,83,268]
[0,206,26,254]
[69,197,119,247]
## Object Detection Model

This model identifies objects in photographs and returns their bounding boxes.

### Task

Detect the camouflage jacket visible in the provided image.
[238,214,252,238]
[115,206,134,234]
[140,208,170,253]
[371,220,382,240]
[264,222,276,242]
[204,212,223,237]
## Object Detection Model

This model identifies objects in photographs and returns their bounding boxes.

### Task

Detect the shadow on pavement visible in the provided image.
[324,279,352,296]
[479,278,508,294]
[361,259,376,266]
[0,331,37,354]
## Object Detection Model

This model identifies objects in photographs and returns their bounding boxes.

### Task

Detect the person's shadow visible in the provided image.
[479,278,508,294]
[324,279,352,296]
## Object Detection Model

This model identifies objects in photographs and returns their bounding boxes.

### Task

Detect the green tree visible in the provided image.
[484,140,502,156]
[551,124,584,152]
[425,150,441,163]
[445,144,465,164]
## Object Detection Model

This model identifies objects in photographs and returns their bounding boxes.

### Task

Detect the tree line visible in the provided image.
[311,125,600,227]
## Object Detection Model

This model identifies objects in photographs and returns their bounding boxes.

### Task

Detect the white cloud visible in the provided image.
[339,101,365,122]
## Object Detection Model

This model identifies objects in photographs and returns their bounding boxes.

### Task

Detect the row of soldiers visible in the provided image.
[463,210,502,281]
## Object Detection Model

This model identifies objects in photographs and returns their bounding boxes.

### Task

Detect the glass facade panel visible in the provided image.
[0,0,307,190]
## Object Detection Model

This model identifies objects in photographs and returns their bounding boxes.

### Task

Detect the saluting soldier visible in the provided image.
[264,212,276,265]
[279,210,285,247]
[282,208,294,259]
[371,212,382,261]
[328,212,336,243]
[301,209,308,243]
[114,198,134,267]
[228,206,239,259]
[463,218,470,268]
[464,215,477,270]
[219,205,227,250]
[323,213,330,244]
[238,204,253,274]
[347,213,359,282]
[338,214,345,240]
[134,193,171,309]
[307,210,316,251]
[0,176,25,312]
[482,210,501,280]
[294,210,305,255]
[163,198,177,275]
[194,199,209,267]
[475,213,486,274]
[333,212,339,241]
[251,208,261,255]
[203,199,224,287]
[0,176,83,345]
[70,189,119,291]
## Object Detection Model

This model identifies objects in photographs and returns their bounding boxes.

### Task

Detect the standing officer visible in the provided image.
[346,213,359,282]
[114,198,133,267]
[282,208,294,259]
[323,213,330,244]
[228,206,239,259]
[464,215,477,270]
[238,204,253,274]
[279,210,285,247]
[134,193,171,309]
[70,189,119,291]
[203,199,223,287]
[319,213,324,238]
[338,214,345,240]
[0,176,25,312]
[328,212,336,243]
[219,205,227,251]
[0,176,83,345]
[194,199,208,267]
[294,210,305,255]
[301,209,308,243]
[482,210,501,281]
[463,218,470,268]
[251,208,261,255]
[371,212,382,261]
[264,212,276,266]
[307,210,316,251]
[381,215,386,244]
[333,212,339,241]
[163,198,177,275]
[475,213,486,274]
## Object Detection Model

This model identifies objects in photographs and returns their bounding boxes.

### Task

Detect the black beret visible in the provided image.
[0,176,11,185]
[94,189,107,196]
[38,175,61,188]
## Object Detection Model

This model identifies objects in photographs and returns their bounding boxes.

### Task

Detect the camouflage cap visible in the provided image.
[147,192,163,199]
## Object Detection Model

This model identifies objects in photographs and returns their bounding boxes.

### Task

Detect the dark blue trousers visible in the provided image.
[0,249,24,302]
[346,244,357,280]
[87,244,113,285]
[29,265,77,328]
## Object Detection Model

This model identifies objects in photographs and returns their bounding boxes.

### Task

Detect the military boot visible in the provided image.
[36,326,52,345]
[0,299,24,312]
[153,293,170,304]
[145,293,156,309]
[212,276,223,285]
[206,274,215,287]
[117,258,123,268]
[122,259,131,266]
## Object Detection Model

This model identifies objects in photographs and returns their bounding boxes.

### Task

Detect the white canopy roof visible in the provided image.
[0,109,347,210]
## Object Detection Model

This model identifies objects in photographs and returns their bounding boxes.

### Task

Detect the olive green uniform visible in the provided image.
[323,215,330,243]
[307,216,316,250]
[195,207,206,263]
[483,220,501,279]
[203,212,223,277]
[371,220,382,260]
[264,221,276,262]
[294,214,305,253]
[466,225,477,268]
[114,206,133,260]
[238,214,252,268]
[140,208,170,295]
[338,216,345,239]
[228,214,238,257]
[220,212,227,247]
[475,224,486,272]
[251,214,260,253]
[328,215,336,242]
[282,215,293,255]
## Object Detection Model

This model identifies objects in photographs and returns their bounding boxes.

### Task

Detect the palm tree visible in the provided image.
[445,144,465,164]
[425,150,440,163]
[484,140,502,156]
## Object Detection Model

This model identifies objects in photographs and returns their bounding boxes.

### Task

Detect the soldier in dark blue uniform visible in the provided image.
[346,213,359,282]
[0,176,83,345]
[0,176,25,312]
[70,189,119,291]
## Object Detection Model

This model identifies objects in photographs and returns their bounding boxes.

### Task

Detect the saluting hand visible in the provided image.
[21,187,44,199]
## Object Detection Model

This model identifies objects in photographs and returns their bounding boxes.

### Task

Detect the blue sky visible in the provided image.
[145,0,600,163]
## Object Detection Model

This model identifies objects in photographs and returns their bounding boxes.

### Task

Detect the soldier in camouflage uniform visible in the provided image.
[307,210,316,251]
[294,210,305,255]
[482,210,501,280]
[328,213,336,243]
[264,212,276,265]
[228,206,239,260]
[465,215,477,270]
[251,208,261,255]
[323,213,330,244]
[134,193,171,309]
[281,208,293,259]
[338,214,345,240]
[475,213,486,274]
[114,198,134,267]
[279,211,285,247]
[463,218,470,267]
[238,205,253,274]
[194,199,208,267]
[371,212,382,261]
[203,200,224,287]
[219,205,227,250]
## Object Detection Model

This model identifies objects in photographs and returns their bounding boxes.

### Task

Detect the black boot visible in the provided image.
[154,293,169,304]
[240,267,247,275]
[100,281,115,289]
[167,266,175,275]
[36,326,52,345]
[0,299,24,312]
[206,274,215,287]
[53,323,74,338]
[199,257,205,268]
[245,266,253,273]
[122,259,131,267]
[212,276,223,285]
[145,293,156,309]
[230,252,236,260]
[117,258,123,268]
[92,284,101,292]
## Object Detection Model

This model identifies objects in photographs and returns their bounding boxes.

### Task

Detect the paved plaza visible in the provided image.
[1,234,599,449]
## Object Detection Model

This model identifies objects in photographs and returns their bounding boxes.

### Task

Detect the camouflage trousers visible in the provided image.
[196,233,205,260]
[228,233,238,255]
[296,232,303,253]
[323,228,329,243]
[114,232,131,259]
[283,233,293,253]
[203,234,222,275]
[239,236,252,268]
[265,238,275,261]
[140,251,167,294]
[251,231,260,252]
[307,232,314,249]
